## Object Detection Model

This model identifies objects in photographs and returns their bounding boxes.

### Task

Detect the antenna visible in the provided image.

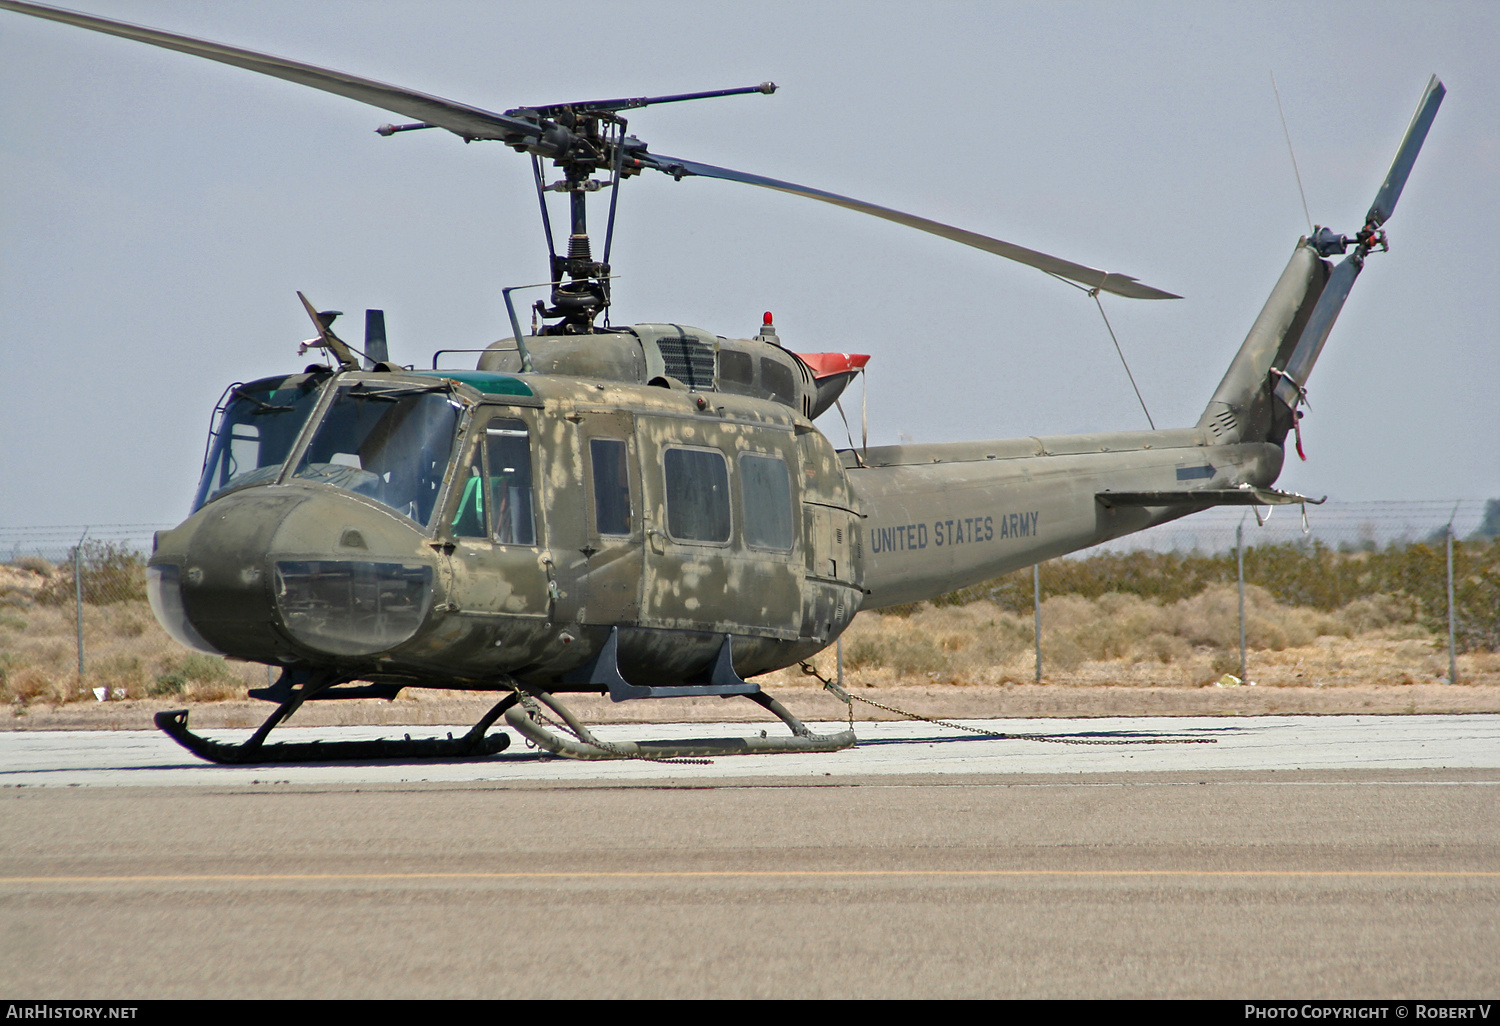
[1271,72,1314,237]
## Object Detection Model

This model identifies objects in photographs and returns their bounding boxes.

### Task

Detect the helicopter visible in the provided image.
[1,1,1444,763]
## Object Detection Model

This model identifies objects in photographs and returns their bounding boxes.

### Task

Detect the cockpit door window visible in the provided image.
[485,421,536,546]
[452,416,537,545]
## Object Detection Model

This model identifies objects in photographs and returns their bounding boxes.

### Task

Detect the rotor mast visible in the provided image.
[519,84,778,334]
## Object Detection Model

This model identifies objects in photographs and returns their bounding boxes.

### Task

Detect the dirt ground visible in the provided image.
[9,678,1500,733]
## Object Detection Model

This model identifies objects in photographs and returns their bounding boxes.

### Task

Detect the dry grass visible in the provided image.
[758,587,1498,691]
[3,561,1495,720]
[1,565,264,709]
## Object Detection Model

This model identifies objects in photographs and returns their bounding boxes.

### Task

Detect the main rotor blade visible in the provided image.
[518,83,777,118]
[1366,75,1445,228]
[0,0,541,145]
[640,153,1180,300]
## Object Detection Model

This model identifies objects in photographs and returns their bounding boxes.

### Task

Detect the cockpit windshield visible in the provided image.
[193,375,327,511]
[291,384,462,528]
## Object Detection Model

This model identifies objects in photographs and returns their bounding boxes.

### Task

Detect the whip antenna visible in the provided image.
[1272,72,1314,237]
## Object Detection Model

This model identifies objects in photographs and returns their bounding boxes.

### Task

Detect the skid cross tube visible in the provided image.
[505,688,856,760]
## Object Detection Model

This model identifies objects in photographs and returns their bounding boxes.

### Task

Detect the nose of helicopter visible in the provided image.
[148,487,439,661]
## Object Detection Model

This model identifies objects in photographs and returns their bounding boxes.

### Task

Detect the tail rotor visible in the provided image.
[1271,76,1445,413]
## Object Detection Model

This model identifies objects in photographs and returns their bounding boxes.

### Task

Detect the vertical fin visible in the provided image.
[1197,242,1323,443]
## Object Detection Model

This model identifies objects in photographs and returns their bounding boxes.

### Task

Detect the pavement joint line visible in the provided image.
[2,870,1498,884]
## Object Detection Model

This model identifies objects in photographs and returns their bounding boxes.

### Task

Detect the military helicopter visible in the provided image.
[1,2,1443,763]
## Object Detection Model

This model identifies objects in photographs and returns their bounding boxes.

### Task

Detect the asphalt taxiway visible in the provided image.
[2,713,1496,787]
[2,715,1496,998]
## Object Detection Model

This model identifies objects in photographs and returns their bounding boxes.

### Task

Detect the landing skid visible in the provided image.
[505,688,857,760]
[157,633,856,763]
[155,691,515,764]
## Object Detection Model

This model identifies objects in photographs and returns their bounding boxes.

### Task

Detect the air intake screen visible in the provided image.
[656,334,716,389]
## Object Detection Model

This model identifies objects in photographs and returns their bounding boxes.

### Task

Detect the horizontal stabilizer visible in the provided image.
[1097,487,1326,508]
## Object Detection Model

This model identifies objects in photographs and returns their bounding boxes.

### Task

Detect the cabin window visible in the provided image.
[663,447,731,543]
[719,349,753,386]
[591,438,631,536]
[486,420,536,545]
[761,357,796,406]
[740,454,793,550]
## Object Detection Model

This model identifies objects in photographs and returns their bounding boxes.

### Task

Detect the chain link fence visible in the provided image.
[3,501,1498,708]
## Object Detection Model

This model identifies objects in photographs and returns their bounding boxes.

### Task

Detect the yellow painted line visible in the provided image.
[0,870,1497,884]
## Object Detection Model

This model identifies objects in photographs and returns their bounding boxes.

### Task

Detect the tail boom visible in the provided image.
[847,431,1282,609]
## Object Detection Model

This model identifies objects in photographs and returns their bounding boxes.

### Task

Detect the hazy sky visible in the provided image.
[2,0,1496,530]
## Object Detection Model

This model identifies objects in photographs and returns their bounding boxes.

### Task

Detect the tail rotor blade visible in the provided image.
[1273,252,1363,410]
[1366,75,1445,228]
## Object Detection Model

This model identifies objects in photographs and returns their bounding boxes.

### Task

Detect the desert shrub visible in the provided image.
[883,635,945,676]
[1036,594,1096,632]
[0,565,47,609]
[967,618,1031,665]
[1208,648,1242,678]
[1337,593,1418,634]
[841,601,1034,680]
[925,537,1498,652]
[1142,632,1192,664]
[15,557,54,577]
[3,665,56,705]
[152,652,233,696]
[35,540,148,606]
[842,634,886,671]
[1039,633,1089,673]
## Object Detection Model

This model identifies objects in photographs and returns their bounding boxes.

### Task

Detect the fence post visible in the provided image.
[1237,521,1247,682]
[74,528,88,686]
[1033,562,1043,683]
[1447,524,1458,684]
